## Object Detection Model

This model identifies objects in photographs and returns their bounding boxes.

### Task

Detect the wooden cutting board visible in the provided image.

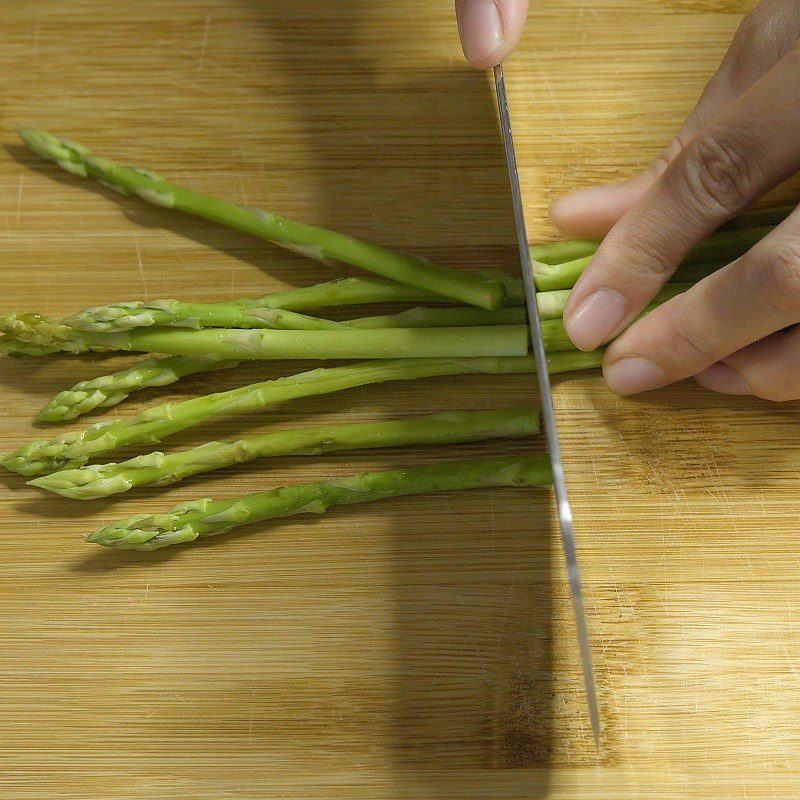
[2,1,798,797]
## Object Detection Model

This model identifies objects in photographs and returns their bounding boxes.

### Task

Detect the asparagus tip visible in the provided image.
[19,128,91,177]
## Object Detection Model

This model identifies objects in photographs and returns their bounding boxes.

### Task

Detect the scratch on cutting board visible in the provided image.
[15,174,24,223]
[133,237,149,299]
[238,176,249,206]
[198,13,212,71]
[32,19,40,66]
[496,574,516,646]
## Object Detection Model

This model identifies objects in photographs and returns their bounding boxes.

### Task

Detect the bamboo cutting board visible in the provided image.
[1,1,799,797]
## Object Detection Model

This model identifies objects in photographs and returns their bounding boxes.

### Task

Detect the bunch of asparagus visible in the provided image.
[1,129,788,551]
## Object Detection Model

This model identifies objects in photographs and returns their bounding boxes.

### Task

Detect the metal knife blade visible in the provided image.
[492,63,600,746]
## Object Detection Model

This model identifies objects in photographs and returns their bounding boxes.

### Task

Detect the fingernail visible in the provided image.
[564,288,629,351]
[604,357,667,396]
[457,0,504,65]
[694,362,751,395]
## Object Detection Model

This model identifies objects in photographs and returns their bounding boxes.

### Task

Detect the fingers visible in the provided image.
[600,208,800,395]
[551,0,800,238]
[563,45,800,354]
[455,0,529,68]
[695,326,800,401]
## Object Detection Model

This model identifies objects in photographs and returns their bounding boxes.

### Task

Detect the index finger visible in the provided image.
[562,46,800,353]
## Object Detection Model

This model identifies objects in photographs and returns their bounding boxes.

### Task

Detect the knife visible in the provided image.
[492,63,601,746]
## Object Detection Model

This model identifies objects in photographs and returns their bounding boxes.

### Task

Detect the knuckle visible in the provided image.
[680,132,754,216]
[649,136,686,178]
[664,318,718,366]
[733,8,763,47]
[615,229,676,278]
[758,239,800,316]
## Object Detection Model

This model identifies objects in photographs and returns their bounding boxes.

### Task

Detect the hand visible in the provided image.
[455,0,529,68]
[553,0,800,401]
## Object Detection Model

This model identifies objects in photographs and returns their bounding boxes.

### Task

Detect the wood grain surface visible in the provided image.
[1,1,798,797]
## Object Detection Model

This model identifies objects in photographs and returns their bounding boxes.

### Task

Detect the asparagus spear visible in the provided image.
[0,352,602,476]
[59,287,547,337]
[720,205,793,230]
[36,355,240,423]
[529,239,598,265]
[85,454,552,550]
[20,129,506,310]
[0,336,60,356]
[530,205,787,277]
[64,271,528,334]
[0,312,115,352]
[0,323,532,360]
[64,302,348,333]
[65,300,526,334]
[30,407,541,499]
[532,228,772,291]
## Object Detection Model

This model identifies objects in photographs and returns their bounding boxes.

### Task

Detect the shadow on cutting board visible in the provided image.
[249,2,557,794]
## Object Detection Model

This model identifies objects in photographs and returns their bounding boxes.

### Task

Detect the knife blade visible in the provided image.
[492,62,600,746]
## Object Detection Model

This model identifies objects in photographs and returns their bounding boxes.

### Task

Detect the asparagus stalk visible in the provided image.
[65,300,527,335]
[2,323,532,360]
[720,205,793,230]
[530,205,787,277]
[344,306,527,328]
[529,239,598,265]
[30,407,541,499]
[532,228,772,291]
[85,454,552,550]
[64,271,528,334]
[64,302,348,333]
[0,352,602,476]
[20,129,506,310]
[36,356,240,423]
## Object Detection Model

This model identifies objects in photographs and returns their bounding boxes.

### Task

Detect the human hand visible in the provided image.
[553,0,800,401]
[455,0,529,68]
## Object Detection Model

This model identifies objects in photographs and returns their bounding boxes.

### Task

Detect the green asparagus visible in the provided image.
[0,336,60,356]
[60,286,558,337]
[36,355,240,423]
[0,312,114,352]
[85,454,552,550]
[62,324,530,360]
[30,407,541,499]
[0,313,531,358]
[0,352,603,476]
[532,228,773,291]
[63,272,528,334]
[529,239,598,265]
[20,129,506,310]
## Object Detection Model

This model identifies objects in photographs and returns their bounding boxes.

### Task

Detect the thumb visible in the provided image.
[455,0,529,69]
